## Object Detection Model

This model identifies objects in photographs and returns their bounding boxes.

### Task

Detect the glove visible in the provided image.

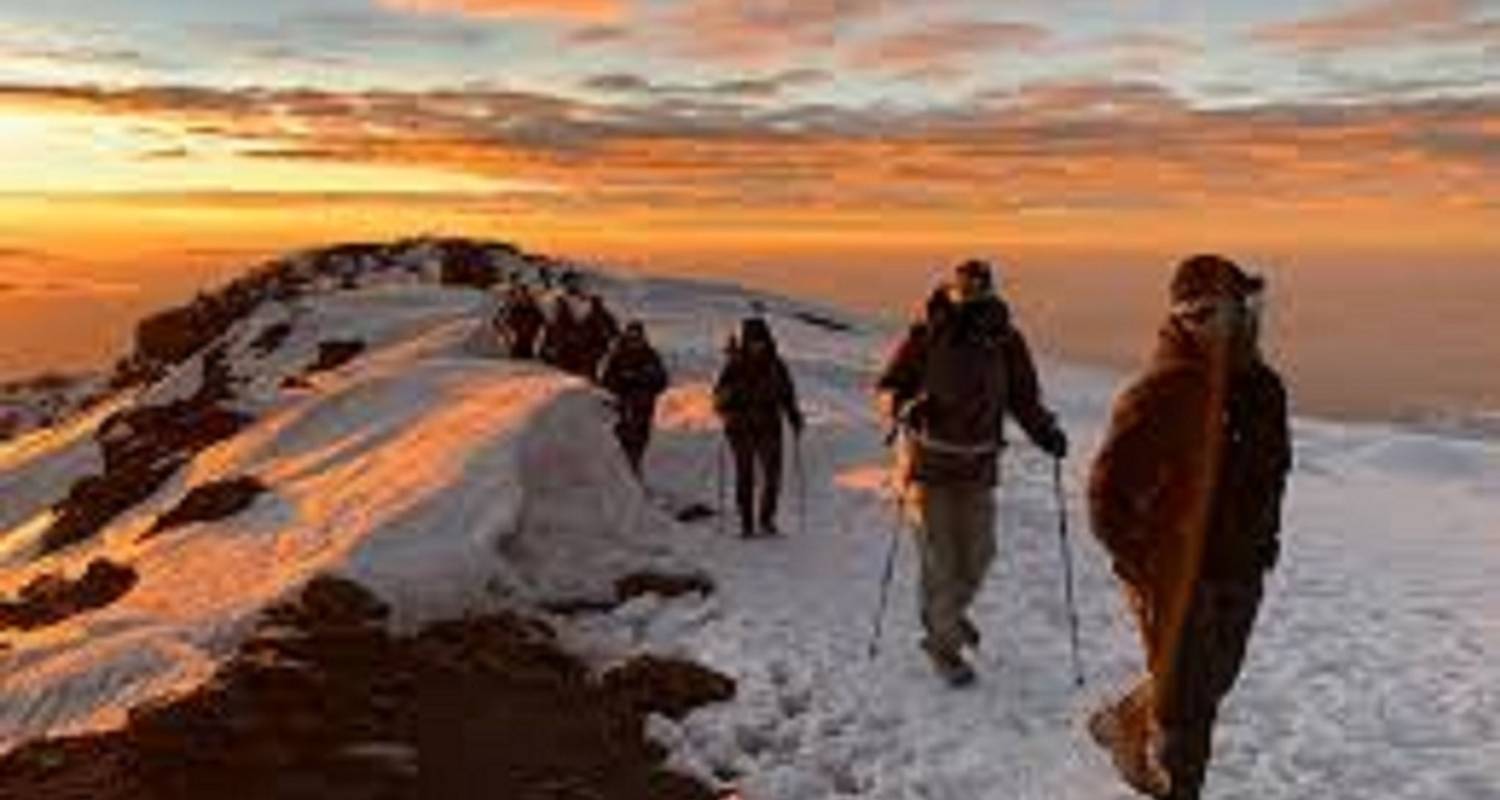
[1038,425,1069,459]
[788,409,805,435]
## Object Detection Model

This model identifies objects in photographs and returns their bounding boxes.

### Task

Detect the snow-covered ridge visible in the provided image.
[0,238,694,749]
[2,237,1498,799]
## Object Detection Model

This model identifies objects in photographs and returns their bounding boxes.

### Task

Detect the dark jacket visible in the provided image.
[1089,316,1291,599]
[501,290,545,358]
[580,299,621,376]
[599,338,668,406]
[877,294,1058,486]
[714,341,800,435]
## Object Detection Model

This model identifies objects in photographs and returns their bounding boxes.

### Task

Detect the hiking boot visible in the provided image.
[959,617,981,649]
[921,638,976,688]
[1088,701,1171,798]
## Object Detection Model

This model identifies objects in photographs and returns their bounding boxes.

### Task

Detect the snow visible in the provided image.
[0,279,683,747]
[3,248,1499,798]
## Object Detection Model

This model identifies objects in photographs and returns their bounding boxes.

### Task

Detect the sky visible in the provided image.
[0,0,1496,384]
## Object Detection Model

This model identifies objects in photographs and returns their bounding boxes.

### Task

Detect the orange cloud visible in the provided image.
[376,0,624,21]
[846,20,1051,77]
[1252,0,1485,52]
[0,80,1495,253]
[659,0,889,64]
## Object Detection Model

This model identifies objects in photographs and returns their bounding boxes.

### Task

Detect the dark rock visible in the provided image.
[602,655,737,721]
[144,476,268,539]
[43,400,252,554]
[250,323,293,357]
[308,341,365,374]
[0,559,137,632]
[673,503,716,523]
[0,573,728,800]
[792,310,855,333]
[615,572,714,603]
[42,460,183,554]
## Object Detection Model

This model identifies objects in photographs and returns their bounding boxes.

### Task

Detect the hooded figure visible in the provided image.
[500,283,545,359]
[876,259,1068,686]
[580,295,622,379]
[713,316,803,537]
[1086,254,1291,799]
[598,320,668,475]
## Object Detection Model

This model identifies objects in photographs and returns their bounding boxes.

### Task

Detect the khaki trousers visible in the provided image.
[908,482,997,654]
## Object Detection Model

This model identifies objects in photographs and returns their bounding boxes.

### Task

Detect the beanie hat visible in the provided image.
[1170,254,1264,305]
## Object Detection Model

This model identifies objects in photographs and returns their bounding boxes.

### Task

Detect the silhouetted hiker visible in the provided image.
[875,259,1068,687]
[580,295,621,379]
[713,316,803,538]
[540,277,596,376]
[1086,254,1290,799]
[599,320,669,476]
[499,284,545,359]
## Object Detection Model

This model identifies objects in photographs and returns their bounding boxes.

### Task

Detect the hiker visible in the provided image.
[598,321,669,475]
[500,283,545,359]
[540,276,595,376]
[580,295,622,379]
[1086,254,1291,799]
[713,316,804,538]
[875,259,1068,686]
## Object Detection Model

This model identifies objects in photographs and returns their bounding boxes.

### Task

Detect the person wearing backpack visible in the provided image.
[580,295,622,379]
[713,316,804,538]
[875,259,1068,686]
[1086,254,1290,799]
[599,320,669,476]
[501,283,545,359]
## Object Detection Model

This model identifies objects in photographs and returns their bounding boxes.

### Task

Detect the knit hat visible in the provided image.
[1170,254,1264,305]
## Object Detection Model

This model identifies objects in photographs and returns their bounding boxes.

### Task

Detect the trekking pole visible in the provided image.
[1053,457,1085,687]
[867,481,906,660]
[716,435,727,536]
[794,433,807,537]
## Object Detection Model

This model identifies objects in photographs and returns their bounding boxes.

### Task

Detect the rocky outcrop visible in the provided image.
[0,559,137,632]
[0,575,734,800]
[143,476,268,540]
[41,398,252,555]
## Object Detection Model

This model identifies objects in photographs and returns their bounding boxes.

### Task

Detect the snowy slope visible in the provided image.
[3,242,1498,799]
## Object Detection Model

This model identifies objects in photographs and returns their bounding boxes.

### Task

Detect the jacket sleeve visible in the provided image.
[875,324,926,406]
[596,342,622,390]
[1087,370,1197,585]
[645,350,669,396]
[776,358,802,425]
[1252,366,1292,571]
[712,360,738,416]
[1002,328,1060,446]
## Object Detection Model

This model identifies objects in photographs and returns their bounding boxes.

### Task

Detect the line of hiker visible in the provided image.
[475,255,1289,799]
[479,269,808,520]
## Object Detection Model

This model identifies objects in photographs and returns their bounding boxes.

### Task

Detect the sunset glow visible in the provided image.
[0,0,1495,287]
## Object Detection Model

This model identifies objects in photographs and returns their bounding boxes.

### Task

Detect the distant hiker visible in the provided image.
[540,278,595,376]
[580,295,622,379]
[1086,254,1290,799]
[599,321,669,475]
[713,317,804,538]
[875,259,1068,686]
[499,284,545,359]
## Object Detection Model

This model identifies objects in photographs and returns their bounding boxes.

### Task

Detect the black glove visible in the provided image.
[789,409,805,435]
[1037,425,1069,459]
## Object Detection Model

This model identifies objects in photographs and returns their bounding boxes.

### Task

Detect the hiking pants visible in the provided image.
[614,398,656,474]
[908,482,997,654]
[1105,580,1264,800]
[728,423,783,532]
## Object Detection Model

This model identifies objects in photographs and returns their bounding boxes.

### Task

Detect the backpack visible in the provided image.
[910,296,1013,451]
